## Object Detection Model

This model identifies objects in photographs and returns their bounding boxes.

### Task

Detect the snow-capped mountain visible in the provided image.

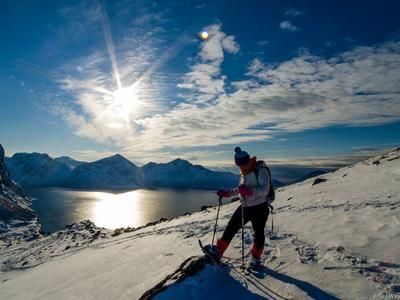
[64,154,141,189]
[5,152,239,190]
[5,152,72,187]
[0,145,41,240]
[140,158,239,189]
[54,156,86,170]
[2,150,334,191]
[1,148,399,299]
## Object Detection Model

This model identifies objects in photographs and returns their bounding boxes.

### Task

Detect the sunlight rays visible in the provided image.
[91,1,140,127]
[99,0,122,90]
[88,3,190,129]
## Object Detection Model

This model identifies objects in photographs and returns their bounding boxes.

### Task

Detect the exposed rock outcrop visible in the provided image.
[139,255,212,299]
[0,144,41,241]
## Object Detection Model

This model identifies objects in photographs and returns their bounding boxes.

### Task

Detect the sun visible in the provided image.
[111,87,137,125]
[95,84,142,129]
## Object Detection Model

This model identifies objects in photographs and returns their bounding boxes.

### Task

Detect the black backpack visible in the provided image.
[254,162,275,203]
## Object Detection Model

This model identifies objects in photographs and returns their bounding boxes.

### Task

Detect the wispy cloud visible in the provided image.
[257,40,269,46]
[177,24,239,104]
[284,9,305,17]
[57,1,103,42]
[280,20,299,32]
[53,15,400,164]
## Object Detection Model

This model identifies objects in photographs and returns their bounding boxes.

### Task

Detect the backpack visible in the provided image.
[254,162,275,203]
[254,161,275,231]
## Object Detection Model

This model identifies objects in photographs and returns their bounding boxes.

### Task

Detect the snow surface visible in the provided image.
[0,149,399,299]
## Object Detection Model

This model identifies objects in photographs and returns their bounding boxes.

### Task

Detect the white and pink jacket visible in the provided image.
[228,160,271,207]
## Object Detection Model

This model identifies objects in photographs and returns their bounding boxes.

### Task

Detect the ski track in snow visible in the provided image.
[0,149,399,299]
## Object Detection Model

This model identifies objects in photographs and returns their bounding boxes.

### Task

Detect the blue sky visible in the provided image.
[0,0,399,169]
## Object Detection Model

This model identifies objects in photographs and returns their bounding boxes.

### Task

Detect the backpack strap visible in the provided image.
[254,168,260,186]
[254,164,275,231]
[254,164,272,188]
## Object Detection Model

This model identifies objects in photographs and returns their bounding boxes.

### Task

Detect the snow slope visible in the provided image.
[0,148,399,299]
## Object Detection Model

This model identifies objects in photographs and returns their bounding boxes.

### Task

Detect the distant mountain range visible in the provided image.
[4,151,328,190]
[5,153,72,187]
[65,154,141,189]
[5,152,239,190]
[139,158,239,189]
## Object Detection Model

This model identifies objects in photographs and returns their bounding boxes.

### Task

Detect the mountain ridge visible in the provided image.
[1,148,399,298]
[54,156,85,170]
[5,151,239,190]
[6,152,72,187]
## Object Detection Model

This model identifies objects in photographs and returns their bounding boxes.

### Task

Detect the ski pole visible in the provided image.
[269,204,274,232]
[211,196,223,246]
[241,197,247,269]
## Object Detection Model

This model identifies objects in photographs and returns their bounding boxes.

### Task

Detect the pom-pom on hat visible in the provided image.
[234,147,250,166]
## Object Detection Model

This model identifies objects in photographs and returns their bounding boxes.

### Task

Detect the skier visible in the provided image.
[211,147,272,268]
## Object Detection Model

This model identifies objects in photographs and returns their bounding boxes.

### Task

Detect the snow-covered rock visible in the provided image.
[64,154,141,189]
[5,152,72,187]
[139,158,238,189]
[0,148,399,299]
[54,156,85,170]
[0,145,41,241]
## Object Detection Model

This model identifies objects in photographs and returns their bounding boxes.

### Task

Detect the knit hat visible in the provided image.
[234,147,250,166]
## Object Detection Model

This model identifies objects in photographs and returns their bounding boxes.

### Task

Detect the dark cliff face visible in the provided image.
[0,144,13,188]
[0,144,4,163]
[0,144,36,224]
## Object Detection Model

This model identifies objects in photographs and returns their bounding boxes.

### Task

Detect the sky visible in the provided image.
[0,0,399,170]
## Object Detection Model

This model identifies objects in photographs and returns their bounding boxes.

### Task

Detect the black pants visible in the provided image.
[222,201,269,249]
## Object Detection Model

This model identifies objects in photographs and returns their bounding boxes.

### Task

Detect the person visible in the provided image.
[214,147,271,265]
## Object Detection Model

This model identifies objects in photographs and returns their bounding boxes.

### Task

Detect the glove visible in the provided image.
[237,184,253,197]
[217,190,230,198]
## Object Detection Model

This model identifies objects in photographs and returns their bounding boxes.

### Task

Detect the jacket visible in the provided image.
[229,160,271,207]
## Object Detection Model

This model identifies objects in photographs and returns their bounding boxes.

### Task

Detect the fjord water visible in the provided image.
[27,188,226,232]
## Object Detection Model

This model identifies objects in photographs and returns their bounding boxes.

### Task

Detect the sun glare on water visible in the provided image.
[92,191,143,229]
